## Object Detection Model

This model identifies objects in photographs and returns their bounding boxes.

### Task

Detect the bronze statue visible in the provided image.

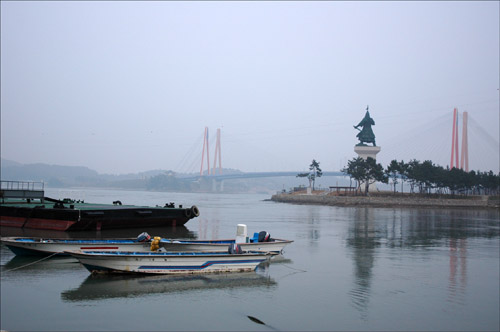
[354,106,376,146]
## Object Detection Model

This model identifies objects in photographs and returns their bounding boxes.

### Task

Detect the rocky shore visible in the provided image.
[270,192,500,209]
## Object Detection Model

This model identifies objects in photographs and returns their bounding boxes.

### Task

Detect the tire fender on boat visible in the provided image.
[184,208,192,218]
[190,206,200,217]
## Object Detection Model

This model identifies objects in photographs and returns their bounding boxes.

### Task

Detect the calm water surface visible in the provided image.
[1,188,499,331]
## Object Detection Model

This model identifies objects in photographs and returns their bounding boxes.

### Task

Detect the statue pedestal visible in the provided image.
[354,145,381,161]
[354,145,381,192]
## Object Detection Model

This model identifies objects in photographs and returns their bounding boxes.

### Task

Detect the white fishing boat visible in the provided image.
[66,249,271,275]
[162,225,292,254]
[160,238,292,254]
[0,236,152,256]
[1,224,292,256]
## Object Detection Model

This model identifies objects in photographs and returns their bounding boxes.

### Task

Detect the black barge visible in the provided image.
[0,181,199,231]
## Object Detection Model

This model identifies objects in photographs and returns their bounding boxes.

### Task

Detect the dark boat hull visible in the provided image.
[0,204,198,231]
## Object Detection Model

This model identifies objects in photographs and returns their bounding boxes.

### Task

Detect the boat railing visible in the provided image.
[0,180,45,201]
[1,180,44,191]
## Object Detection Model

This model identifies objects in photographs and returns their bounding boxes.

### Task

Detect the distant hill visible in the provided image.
[1,158,328,194]
[1,158,100,186]
[1,159,23,168]
[0,158,245,190]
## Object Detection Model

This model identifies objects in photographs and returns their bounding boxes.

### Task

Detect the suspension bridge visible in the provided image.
[379,109,498,173]
[174,108,499,189]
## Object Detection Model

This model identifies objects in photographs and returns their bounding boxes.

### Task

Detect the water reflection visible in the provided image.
[61,272,276,302]
[256,255,293,273]
[448,238,467,305]
[197,218,220,240]
[346,208,379,320]
[404,209,499,241]
[0,225,196,240]
[2,255,78,276]
[345,207,498,320]
[290,205,323,246]
[304,205,322,246]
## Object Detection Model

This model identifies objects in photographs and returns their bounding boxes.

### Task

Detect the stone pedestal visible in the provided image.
[354,145,381,161]
[354,145,381,192]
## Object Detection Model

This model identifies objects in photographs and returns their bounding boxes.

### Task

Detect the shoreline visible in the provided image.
[270,193,500,210]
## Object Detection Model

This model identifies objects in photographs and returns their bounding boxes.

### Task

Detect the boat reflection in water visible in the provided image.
[255,254,293,272]
[61,271,276,302]
[0,225,196,240]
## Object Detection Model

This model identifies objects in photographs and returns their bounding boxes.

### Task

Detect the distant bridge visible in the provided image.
[179,171,345,181]
[178,171,347,192]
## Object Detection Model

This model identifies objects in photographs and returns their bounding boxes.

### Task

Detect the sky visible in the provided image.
[1,1,499,175]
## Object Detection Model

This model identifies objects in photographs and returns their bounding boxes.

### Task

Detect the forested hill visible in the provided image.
[0,158,166,188]
[0,158,244,191]
[2,160,98,181]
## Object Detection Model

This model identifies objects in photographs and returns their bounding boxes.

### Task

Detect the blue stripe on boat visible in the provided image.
[138,259,266,270]
[14,239,137,244]
[81,251,258,256]
[57,239,136,244]
[5,245,67,256]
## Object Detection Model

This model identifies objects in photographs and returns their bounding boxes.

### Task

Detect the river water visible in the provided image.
[1,188,499,331]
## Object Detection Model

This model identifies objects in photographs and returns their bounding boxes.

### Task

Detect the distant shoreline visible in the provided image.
[270,193,500,210]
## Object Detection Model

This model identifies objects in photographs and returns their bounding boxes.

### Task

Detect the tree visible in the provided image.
[296,172,312,188]
[398,160,408,193]
[297,159,323,190]
[391,159,499,196]
[386,159,400,194]
[405,159,420,193]
[342,157,365,193]
[364,157,388,194]
[480,171,500,195]
[342,157,387,195]
[309,159,323,190]
[416,160,436,194]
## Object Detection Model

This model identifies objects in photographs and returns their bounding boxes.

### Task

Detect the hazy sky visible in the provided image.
[1,1,499,174]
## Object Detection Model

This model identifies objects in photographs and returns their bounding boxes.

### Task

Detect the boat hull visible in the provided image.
[0,203,198,231]
[160,239,293,254]
[68,251,270,275]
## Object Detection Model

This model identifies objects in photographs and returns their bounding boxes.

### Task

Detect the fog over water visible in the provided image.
[1,2,498,174]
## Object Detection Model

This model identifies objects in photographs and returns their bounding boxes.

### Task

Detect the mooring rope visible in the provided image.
[280,263,307,273]
[3,252,59,272]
